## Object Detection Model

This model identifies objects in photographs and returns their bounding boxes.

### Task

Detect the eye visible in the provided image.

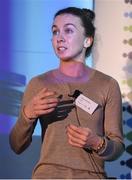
[65,28,73,34]
[52,29,59,36]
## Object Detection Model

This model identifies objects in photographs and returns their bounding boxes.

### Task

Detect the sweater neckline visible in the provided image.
[52,67,96,83]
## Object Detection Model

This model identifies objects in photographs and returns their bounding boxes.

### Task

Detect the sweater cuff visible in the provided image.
[97,137,114,156]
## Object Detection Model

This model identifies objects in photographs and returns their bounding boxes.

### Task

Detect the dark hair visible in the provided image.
[54,7,95,57]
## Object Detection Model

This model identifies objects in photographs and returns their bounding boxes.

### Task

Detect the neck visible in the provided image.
[59,61,87,78]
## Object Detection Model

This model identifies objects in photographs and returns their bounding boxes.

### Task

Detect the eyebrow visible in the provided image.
[52,23,77,30]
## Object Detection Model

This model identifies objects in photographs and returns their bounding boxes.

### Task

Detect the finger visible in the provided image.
[67,131,86,146]
[68,124,89,135]
[33,88,54,102]
[68,138,83,148]
[36,88,48,98]
[34,102,58,112]
[34,94,59,107]
[38,88,57,99]
[36,99,58,106]
[67,126,88,142]
[34,107,56,116]
[42,98,59,104]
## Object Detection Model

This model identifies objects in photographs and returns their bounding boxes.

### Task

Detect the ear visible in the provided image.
[83,37,93,48]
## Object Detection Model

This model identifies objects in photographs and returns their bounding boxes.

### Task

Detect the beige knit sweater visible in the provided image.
[9,68,124,179]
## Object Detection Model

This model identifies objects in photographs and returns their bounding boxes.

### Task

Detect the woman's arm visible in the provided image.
[97,78,125,161]
[66,78,125,161]
[9,78,39,154]
[9,76,59,154]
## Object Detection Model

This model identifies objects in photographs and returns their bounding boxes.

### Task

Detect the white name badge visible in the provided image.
[75,94,98,114]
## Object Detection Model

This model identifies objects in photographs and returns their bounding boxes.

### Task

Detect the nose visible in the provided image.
[57,33,65,43]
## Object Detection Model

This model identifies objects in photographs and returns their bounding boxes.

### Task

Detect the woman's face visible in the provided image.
[52,14,87,62]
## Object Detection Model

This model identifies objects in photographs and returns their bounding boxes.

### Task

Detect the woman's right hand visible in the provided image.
[24,88,59,120]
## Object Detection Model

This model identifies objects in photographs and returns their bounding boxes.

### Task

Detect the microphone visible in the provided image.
[68,90,82,99]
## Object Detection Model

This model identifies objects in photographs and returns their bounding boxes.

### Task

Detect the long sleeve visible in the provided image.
[9,78,39,154]
[96,78,125,161]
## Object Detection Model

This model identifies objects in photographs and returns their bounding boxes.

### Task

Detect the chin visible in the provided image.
[58,55,72,61]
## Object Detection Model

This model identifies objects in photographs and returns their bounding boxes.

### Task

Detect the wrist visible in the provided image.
[23,106,36,122]
[93,137,105,153]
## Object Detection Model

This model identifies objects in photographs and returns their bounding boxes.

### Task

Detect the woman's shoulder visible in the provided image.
[25,70,56,92]
[91,69,121,97]
[92,69,120,90]
[29,69,55,83]
[23,70,56,95]
[94,69,118,83]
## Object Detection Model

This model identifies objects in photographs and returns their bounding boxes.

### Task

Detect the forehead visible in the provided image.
[53,14,83,28]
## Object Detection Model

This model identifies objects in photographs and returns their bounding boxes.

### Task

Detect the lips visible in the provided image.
[57,46,67,52]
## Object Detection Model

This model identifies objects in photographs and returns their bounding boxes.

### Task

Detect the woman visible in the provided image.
[9,7,124,179]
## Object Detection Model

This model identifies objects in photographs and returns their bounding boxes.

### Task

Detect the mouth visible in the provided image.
[57,46,67,52]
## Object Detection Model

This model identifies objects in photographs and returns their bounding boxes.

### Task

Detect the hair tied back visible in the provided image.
[82,8,95,22]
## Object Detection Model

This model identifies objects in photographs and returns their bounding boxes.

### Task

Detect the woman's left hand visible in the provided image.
[66,124,101,150]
